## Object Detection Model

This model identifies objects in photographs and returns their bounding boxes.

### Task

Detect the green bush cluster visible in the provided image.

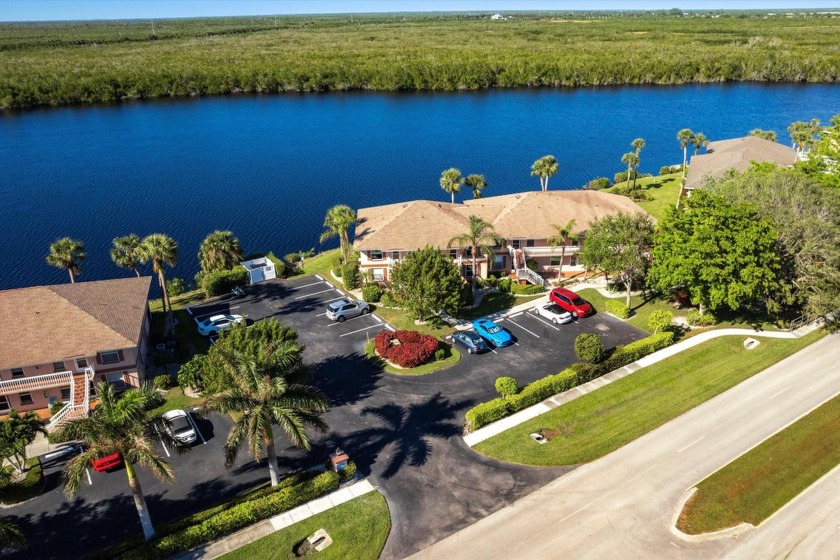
[497,277,512,292]
[648,309,674,333]
[464,332,675,432]
[201,266,248,297]
[511,283,545,295]
[574,333,605,364]
[379,292,396,308]
[265,252,287,278]
[362,284,383,302]
[434,348,446,362]
[659,165,684,175]
[495,376,518,398]
[687,310,717,326]
[605,299,631,319]
[342,262,360,290]
[585,177,612,190]
[152,375,172,391]
[460,282,474,306]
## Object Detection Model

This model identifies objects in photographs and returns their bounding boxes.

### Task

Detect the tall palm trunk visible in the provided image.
[125,461,156,541]
[68,268,76,284]
[158,268,174,335]
[264,426,281,486]
[450,192,455,204]
[682,146,688,179]
[558,244,566,279]
[133,267,140,277]
[471,244,478,293]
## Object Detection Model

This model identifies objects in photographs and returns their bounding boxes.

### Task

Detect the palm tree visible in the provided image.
[677,128,694,180]
[621,152,639,195]
[46,238,86,283]
[530,155,558,191]
[630,138,646,193]
[198,230,243,274]
[55,383,177,541]
[201,345,329,486]
[749,128,778,142]
[319,205,357,265]
[138,234,178,335]
[0,410,47,473]
[110,234,143,277]
[464,174,487,199]
[439,168,464,204]
[0,517,25,549]
[448,215,504,292]
[691,132,709,155]
[546,219,579,279]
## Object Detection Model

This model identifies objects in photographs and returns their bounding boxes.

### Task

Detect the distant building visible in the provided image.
[490,13,507,20]
[684,136,798,191]
[0,277,152,427]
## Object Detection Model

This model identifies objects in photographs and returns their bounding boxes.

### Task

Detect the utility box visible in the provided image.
[329,448,349,472]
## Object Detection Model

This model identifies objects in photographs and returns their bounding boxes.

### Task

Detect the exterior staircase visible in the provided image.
[47,367,94,430]
[508,245,547,287]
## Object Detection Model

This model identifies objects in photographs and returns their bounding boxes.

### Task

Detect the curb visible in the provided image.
[668,487,753,542]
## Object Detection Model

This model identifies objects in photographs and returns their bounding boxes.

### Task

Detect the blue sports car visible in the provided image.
[472,318,513,348]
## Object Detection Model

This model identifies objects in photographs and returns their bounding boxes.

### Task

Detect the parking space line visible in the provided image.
[339,324,387,337]
[507,318,541,338]
[384,324,396,332]
[293,288,335,300]
[290,281,327,290]
[316,312,328,316]
[373,315,382,323]
[327,314,376,327]
[315,274,324,280]
[324,296,348,303]
[188,409,207,445]
[192,306,240,321]
[509,312,523,318]
[524,312,561,331]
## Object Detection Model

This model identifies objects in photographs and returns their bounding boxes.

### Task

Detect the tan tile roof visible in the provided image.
[685,136,797,189]
[353,190,650,251]
[0,277,152,370]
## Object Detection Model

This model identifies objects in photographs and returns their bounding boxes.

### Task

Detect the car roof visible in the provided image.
[163,409,187,420]
[553,287,576,296]
[328,298,352,309]
[459,330,482,340]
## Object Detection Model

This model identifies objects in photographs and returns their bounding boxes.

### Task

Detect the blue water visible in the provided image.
[1,84,838,291]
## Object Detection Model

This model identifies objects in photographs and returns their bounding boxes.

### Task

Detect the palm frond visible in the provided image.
[0,517,26,549]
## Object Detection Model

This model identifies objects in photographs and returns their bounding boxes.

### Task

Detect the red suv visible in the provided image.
[92,452,122,472]
[549,288,593,318]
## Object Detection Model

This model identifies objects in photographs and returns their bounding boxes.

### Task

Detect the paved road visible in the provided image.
[412,333,840,560]
[4,276,645,560]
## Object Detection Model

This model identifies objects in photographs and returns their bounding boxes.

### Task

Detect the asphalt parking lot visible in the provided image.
[6,275,647,560]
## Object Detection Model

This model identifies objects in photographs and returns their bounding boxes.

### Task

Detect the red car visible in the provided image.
[549,288,593,318]
[92,452,122,472]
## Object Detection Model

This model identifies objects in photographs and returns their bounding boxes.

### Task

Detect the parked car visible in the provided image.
[162,409,197,445]
[549,288,593,318]
[197,314,244,336]
[92,451,122,472]
[471,318,513,348]
[325,298,370,322]
[452,330,490,354]
[531,303,574,324]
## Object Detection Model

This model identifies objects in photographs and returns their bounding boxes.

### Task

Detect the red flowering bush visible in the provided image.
[373,330,440,368]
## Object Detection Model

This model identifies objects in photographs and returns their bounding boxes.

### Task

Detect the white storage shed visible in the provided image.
[240,257,277,285]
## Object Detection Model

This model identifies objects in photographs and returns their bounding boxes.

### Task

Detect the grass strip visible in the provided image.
[474,331,825,466]
[365,341,460,376]
[678,392,840,534]
[218,490,391,560]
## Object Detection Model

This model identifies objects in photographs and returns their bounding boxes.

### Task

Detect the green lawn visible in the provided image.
[678,392,840,534]
[218,491,391,560]
[577,288,681,333]
[474,331,826,466]
[298,249,341,279]
[364,341,461,376]
[371,305,454,338]
[0,459,44,505]
[149,289,211,363]
[455,292,544,321]
[149,387,205,416]
[606,173,682,222]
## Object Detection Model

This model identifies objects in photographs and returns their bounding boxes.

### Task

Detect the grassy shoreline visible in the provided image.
[3,15,840,110]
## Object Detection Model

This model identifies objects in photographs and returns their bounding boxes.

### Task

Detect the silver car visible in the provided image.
[162,409,197,445]
[325,298,370,322]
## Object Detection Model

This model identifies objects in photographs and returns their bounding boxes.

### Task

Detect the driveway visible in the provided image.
[411,334,840,560]
[4,276,646,559]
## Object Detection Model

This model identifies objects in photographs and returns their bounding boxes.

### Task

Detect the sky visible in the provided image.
[1,0,838,22]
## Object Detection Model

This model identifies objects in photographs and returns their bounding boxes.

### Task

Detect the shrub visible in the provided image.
[48,400,66,415]
[507,368,578,412]
[605,299,630,319]
[362,284,382,302]
[373,330,439,368]
[574,333,605,364]
[586,177,611,190]
[614,170,638,184]
[434,348,446,361]
[330,254,342,272]
[166,277,185,297]
[342,262,360,290]
[484,274,498,288]
[379,292,396,307]
[631,191,648,201]
[686,309,716,326]
[526,258,539,272]
[464,398,510,432]
[201,266,248,297]
[265,252,286,278]
[153,374,172,391]
[498,277,512,293]
[648,310,674,333]
[495,376,518,398]
[338,461,357,483]
[511,282,545,295]
[177,354,207,391]
[597,331,675,373]
[459,282,474,307]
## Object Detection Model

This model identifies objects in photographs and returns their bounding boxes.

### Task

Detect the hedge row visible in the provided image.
[605,299,631,319]
[464,332,675,432]
[91,470,340,560]
[511,283,546,295]
[202,265,248,297]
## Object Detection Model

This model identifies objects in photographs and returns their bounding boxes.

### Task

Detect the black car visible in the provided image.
[452,330,490,354]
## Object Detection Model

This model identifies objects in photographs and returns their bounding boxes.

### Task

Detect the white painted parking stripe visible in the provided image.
[323,296,348,303]
[373,315,382,323]
[509,312,523,318]
[315,274,324,280]
[384,324,396,332]
[290,281,326,290]
[678,435,706,453]
[293,288,335,300]
[339,324,386,337]
[316,312,328,317]
[86,468,92,486]
[525,312,561,331]
[328,314,375,326]
[507,318,540,338]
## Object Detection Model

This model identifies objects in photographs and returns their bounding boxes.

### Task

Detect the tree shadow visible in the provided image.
[310,352,383,408]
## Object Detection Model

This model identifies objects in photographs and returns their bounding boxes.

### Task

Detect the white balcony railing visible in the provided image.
[522,245,580,257]
[0,371,72,396]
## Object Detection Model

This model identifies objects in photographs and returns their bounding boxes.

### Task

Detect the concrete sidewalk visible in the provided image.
[464,321,824,447]
[172,479,376,560]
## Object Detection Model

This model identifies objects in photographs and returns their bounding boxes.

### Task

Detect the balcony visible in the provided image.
[0,371,73,396]
[520,245,580,257]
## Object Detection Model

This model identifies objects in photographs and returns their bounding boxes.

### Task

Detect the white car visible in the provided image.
[531,303,574,324]
[162,409,197,445]
[197,314,243,336]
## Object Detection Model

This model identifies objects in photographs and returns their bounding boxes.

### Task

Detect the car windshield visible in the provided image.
[486,325,502,334]
[571,297,586,306]
[168,417,191,434]
[547,305,563,313]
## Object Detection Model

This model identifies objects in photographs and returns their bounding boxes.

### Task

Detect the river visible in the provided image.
[1,84,838,290]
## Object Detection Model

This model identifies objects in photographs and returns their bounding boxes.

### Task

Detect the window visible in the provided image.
[76,358,88,369]
[390,251,400,261]
[449,249,458,259]
[463,265,474,278]
[465,247,473,257]
[372,268,385,281]
[493,255,505,270]
[106,372,126,391]
[550,257,562,266]
[10,368,24,378]
[18,393,33,406]
[570,254,579,267]
[512,239,521,249]
[0,396,9,413]
[61,387,71,401]
[526,239,535,248]
[369,250,383,261]
[99,350,120,364]
[88,382,97,397]
[53,361,66,372]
